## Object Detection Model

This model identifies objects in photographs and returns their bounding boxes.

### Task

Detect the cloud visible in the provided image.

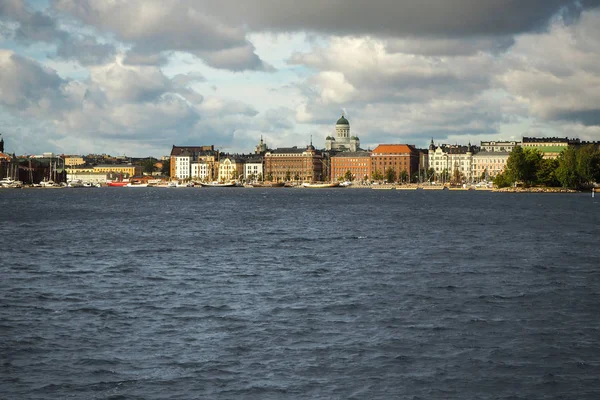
[0,50,65,112]
[52,0,271,71]
[498,10,600,126]
[199,0,600,37]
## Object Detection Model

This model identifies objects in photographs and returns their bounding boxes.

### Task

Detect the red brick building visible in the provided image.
[330,151,372,182]
[264,145,324,182]
[370,144,420,182]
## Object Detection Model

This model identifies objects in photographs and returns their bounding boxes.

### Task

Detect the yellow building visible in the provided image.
[93,164,143,176]
[218,157,245,182]
[64,156,85,166]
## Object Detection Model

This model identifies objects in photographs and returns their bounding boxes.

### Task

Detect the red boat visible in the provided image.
[107,181,128,187]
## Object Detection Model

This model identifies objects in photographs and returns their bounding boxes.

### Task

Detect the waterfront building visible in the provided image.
[264,144,324,182]
[371,144,420,182]
[521,137,579,159]
[480,140,520,152]
[169,145,216,180]
[325,113,360,152]
[191,162,211,181]
[428,140,475,183]
[244,157,264,181]
[93,164,143,177]
[472,151,510,180]
[330,151,371,182]
[218,157,245,182]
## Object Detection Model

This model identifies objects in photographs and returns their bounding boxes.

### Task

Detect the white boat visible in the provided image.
[200,181,237,187]
[339,181,353,187]
[40,179,58,187]
[0,178,23,188]
[302,182,340,188]
[125,183,149,187]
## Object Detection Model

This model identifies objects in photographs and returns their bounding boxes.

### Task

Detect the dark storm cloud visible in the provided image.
[201,0,600,37]
[553,109,600,126]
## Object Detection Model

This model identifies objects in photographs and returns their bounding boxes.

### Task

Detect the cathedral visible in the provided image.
[325,113,360,152]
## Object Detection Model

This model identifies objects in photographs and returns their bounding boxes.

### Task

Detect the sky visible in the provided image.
[1,0,600,157]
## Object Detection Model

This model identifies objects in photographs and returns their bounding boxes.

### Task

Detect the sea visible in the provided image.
[1,187,599,399]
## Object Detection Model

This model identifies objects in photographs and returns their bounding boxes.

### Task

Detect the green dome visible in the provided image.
[336,114,349,125]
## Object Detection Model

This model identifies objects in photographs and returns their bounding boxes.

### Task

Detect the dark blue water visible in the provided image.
[1,188,599,399]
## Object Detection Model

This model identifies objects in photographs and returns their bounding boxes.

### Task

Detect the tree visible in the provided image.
[372,169,383,181]
[161,159,171,176]
[505,145,526,185]
[385,167,397,183]
[556,147,579,188]
[537,158,559,187]
[576,144,600,186]
[493,172,512,188]
[285,170,291,181]
[480,169,488,181]
[344,170,353,181]
[142,158,157,174]
[399,170,409,183]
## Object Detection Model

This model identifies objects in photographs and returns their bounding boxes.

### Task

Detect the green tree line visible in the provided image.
[494,145,600,189]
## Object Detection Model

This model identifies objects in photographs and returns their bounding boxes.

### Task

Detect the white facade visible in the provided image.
[174,155,191,179]
[480,141,519,152]
[191,162,210,181]
[244,160,263,180]
[428,145,474,182]
[472,152,510,179]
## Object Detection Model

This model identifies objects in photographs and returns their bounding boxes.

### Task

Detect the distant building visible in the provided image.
[325,113,360,152]
[64,155,85,166]
[244,157,264,181]
[480,140,520,153]
[264,144,324,182]
[522,137,579,159]
[428,140,476,182]
[255,136,268,154]
[330,151,371,182]
[93,164,143,177]
[371,144,420,182]
[472,151,510,180]
[218,157,245,182]
[169,145,216,180]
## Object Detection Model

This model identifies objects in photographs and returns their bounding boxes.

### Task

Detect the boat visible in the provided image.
[302,182,340,188]
[250,182,285,188]
[200,181,237,187]
[40,179,58,187]
[107,181,129,187]
[339,181,353,187]
[0,178,23,188]
[125,183,149,187]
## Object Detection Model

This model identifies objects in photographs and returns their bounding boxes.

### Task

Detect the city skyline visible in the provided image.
[1,1,600,158]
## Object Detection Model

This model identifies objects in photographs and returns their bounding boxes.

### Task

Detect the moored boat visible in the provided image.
[200,181,237,187]
[107,181,129,187]
[302,182,340,188]
[251,182,285,188]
